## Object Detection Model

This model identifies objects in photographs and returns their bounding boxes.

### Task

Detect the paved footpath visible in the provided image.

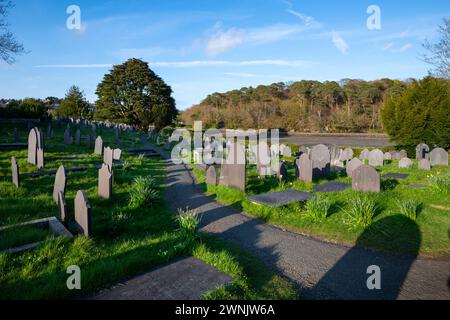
[148,140,449,300]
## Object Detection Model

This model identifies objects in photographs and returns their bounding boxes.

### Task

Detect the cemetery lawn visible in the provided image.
[193,157,450,258]
[0,123,298,300]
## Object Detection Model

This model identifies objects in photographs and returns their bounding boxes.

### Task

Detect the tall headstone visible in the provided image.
[52,165,67,204]
[399,157,413,168]
[75,129,81,145]
[74,190,91,237]
[346,158,363,178]
[418,159,431,170]
[103,147,113,168]
[11,156,19,188]
[85,135,92,148]
[37,148,44,169]
[94,136,103,155]
[429,148,448,166]
[219,142,246,192]
[98,164,112,199]
[310,144,331,177]
[297,154,313,183]
[114,128,119,144]
[27,128,38,165]
[352,165,380,193]
[64,129,72,145]
[415,143,430,160]
[206,166,218,185]
[368,149,384,167]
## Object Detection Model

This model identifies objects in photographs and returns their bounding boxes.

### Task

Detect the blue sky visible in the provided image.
[0,0,448,109]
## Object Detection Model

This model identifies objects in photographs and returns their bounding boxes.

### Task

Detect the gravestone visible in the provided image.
[398,150,408,159]
[276,161,288,180]
[416,143,430,160]
[75,129,81,145]
[27,128,38,165]
[248,190,315,208]
[98,164,112,199]
[37,148,44,169]
[206,166,218,185]
[352,164,380,193]
[64,129,73,145]
[429,148,448,166]
[114,128,119,144]
[94,136,103,155]
[297,154,313,183]
[339,148,354,162]
[346,158,363,178]
[113,148,122,161]
[399,157,413,168]
[58,191,67,223]
[383,173,409,179]
[52,166,67,204]
[85,135,92,148]
[219,142,246,192]
[360,149,370,162]
[418,159,431,170]
[384,152,392,161]
[280,145,292,158]
[74,190,91,237]
[103,147,113,168]
[11,156,19,188]
[368,149,384,167]
[310,144,330,177]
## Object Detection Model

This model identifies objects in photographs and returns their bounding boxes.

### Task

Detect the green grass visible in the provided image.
[192,154,450,257]
[0,122,298,300]
[0,225,53,251]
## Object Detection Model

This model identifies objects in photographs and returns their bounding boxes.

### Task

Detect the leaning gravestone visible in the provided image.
[98,164,112,199]
[352,164,380,193]
[58,191,67,223]
[75,129,81,145]
[74,190,91,237]
[52,165,67,204]
[206,166,218,185]
[104,147,113,168]
[429,148,448,166]
[368,149,384,167]
[11,156,19,188]
[416,143,430,160]
[310,144,331,177]
[399,157,413,168]
[219,142,246,192]
[297,154,313,183]
[346,158,363,178]
[418,159,431,170]
[94,136,103,155]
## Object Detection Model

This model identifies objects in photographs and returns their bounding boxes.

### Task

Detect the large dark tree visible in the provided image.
[58,85,90,119]
[381,77,450,150]
[95,58,177,130]
[0,0,25,64]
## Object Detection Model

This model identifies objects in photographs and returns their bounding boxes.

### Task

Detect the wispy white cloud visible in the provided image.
[331,31,349,54]
[392,43,413,53]
[381,42,413,53]
[35,59,316,69]
[286,9,321,28]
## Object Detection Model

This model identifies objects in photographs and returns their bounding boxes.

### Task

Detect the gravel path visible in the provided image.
[147,140,450,300]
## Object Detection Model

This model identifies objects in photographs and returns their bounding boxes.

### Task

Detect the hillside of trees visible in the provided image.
[181,79,410,133]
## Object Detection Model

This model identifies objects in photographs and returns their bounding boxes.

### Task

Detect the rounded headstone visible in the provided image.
[429,148,448,166]
[53,165,67,204]
[415,143,430,160]
[346,158,363,178]
[418,159,431,170]
[368,149,384,167]
[399,157,413,168]
[310,144,331,177]
[352,164,381,193]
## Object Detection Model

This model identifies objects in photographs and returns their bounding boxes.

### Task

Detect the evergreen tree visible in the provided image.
[58,86,90,119]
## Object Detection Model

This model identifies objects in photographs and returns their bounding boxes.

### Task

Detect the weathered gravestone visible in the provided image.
[280,145,292,158]
[58,191,67,223]
[37,147,44,169]
[397,150,408,159]
[416,143,430,160]
[11,156,19,188]
[85,135,92,148]
[429,148,448,166]
[360,149,370,162]
[94,136,103,155]
[346,158,363,178]
[248,190,315,208]
[98,164,112,199]
[75,129,81,145]
[399,157,413,168]
[27,128,38,165]
[206,166,218,185]
[339,148,354,162]
[219,142,246,192]
[352,164,380,193]
[384,152,392,161]
[113,148,122,161]
[103,147,113,168]
[368,149,384,167]
[64,129,73,145]
[296,154,313,183]
[74,190,91,237]
[418,159,431,170]
[52,165,67,204]
[310,144,330,177]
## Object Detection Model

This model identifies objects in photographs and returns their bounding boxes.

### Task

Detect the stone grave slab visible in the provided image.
[383,173,409,179]
[248,189,315,208]
[313,181,351,193]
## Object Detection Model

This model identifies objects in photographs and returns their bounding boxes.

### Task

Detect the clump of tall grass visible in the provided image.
[344,194,377,228]
[128,176,160,208]
[305,195,331,222]
[134,154,145,167]
[397,199,421,221]
[176,208,200,240]
[430,174,450,194]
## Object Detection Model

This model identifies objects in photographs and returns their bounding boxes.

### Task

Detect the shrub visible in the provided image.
[305,195,331,222]
[128,176,160,208]
[430,174,450,194]
[176,208,200,240]
[344,194,377,228]
[397,199,421,221]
